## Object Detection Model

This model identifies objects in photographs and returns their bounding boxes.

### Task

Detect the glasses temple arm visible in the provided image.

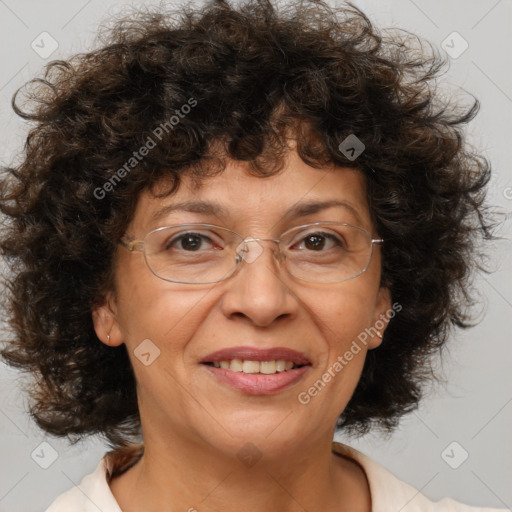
[118,238,145,252]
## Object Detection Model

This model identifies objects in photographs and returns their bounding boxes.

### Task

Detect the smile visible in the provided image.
[203,359,303,374]
[202,361,311,395]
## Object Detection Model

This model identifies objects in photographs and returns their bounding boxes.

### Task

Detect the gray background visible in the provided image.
[0,0,511,511]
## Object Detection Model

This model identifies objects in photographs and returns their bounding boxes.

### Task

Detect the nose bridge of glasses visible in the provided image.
[236,237,283,265]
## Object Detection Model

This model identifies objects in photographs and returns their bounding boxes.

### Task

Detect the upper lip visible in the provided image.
[201,346,311,365]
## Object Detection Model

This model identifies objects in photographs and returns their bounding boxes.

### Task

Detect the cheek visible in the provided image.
[115,266,199,355]
[127,295,194,344]
[306,287,376,404]
[115,283,208,404]
[311,280,379,346]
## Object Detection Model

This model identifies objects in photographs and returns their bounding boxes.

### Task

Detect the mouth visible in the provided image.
[200,346,312,395]
[202,359,307,374]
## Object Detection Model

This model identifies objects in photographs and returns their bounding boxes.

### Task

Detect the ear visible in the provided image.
[92,292,124,347]
[367,286,392,350]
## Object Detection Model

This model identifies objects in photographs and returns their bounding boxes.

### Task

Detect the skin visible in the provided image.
[93,146,391,512]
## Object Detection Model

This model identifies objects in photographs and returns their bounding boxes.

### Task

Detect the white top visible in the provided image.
[45,441,505,512]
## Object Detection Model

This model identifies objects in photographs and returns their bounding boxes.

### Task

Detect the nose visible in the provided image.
[220,238,296,327]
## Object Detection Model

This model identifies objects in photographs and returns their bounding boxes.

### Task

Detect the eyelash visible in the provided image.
[167,231,344,252]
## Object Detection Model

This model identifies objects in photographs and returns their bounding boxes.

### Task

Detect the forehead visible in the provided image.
[131,151,371,234]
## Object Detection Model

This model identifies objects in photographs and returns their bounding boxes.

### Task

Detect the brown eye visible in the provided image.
[294,232,345,252]
[166,233,215,252]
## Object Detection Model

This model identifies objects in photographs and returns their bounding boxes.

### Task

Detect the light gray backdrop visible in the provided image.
[0,0,511,511]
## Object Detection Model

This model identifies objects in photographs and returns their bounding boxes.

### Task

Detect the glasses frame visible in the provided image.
[119,222,384,285]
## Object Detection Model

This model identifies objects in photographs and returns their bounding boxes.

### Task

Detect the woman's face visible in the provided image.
[93,148,390,457]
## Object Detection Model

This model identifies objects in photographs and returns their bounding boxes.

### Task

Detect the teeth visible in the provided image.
[211,359,301,374]
[242,360,260,374]
[230,358,243,372]
[275,360,286,372]
[260,360,276,374]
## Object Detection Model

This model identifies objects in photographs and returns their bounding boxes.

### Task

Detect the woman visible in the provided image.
[0,0,505,510]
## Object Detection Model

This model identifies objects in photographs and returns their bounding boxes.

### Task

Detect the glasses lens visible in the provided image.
[143,223,375,284]
[281,223,374,283]
[144,224,241,284]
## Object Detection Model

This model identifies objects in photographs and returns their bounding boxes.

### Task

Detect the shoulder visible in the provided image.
[44,458,115,512]
[44,444,143,512]
[331,442,505,512]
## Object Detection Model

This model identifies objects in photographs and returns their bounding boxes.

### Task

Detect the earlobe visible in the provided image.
[92,294,123,347]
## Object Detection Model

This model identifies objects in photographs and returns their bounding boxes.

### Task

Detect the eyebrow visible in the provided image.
[151,199,365,226]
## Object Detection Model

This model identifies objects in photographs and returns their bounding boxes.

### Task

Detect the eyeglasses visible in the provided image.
[119,222,383,285]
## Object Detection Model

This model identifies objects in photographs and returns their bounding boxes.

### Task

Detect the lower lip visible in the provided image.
[202,365,311,395]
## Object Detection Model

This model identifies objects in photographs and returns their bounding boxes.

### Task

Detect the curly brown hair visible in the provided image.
[0,0,494,448]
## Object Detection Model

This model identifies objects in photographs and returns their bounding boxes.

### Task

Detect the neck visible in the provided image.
[108,433,371,512]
